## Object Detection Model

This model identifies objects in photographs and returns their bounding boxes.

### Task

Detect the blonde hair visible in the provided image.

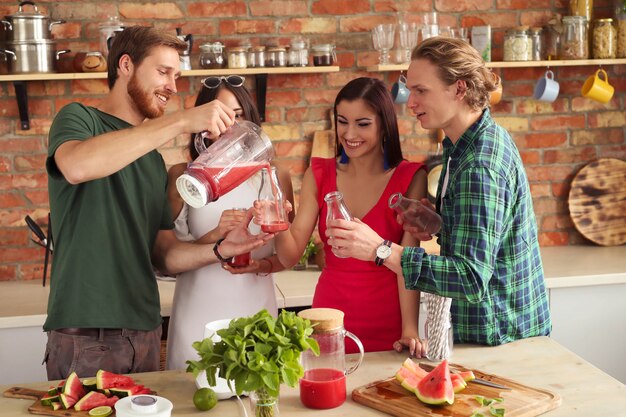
[411,37,497,111]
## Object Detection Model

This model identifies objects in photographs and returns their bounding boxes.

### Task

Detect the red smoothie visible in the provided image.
[299,368,346,409]
[228,252,250,268]
[261,221,289,233]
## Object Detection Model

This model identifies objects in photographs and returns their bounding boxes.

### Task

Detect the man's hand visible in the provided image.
[217,209,274,258]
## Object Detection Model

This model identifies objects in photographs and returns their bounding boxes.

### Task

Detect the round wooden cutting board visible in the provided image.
[568,158,626,246]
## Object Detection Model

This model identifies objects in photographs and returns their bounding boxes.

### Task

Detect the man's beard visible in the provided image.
[127,73,165,119]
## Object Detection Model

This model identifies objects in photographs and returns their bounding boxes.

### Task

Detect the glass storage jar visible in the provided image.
[529,27,544,60]
[569,0,593,22]
[265,47,287,67]
[311,43,336,66]
[228,46,248,69]
[543,23,562,60]
[559,15,588,59]
[592,18,617,58]
[617,7,626,58]
[199,42,225,69]
[247,45,266,68]
[288,37,308,66]
[503,27,530,61]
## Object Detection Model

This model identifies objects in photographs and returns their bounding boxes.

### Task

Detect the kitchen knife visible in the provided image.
[25,215,47,246]
[418,362,512,390]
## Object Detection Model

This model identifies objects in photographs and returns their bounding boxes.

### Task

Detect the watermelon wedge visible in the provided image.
[96,370,135,390]
[459,370,476,382]
[74,391,120,411]
[109,384,152,398]
[450,373,467,393]
[401,358,428,379]
[415,360,455,406]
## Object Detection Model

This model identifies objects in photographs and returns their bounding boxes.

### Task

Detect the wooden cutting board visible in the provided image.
[568,158,626,246]
[352,364,561,417]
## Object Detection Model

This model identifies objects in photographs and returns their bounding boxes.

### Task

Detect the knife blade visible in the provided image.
[418,362,511,390]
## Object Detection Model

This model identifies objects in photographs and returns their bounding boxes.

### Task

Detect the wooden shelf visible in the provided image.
[366,58,626,72]
[0,65,340,82]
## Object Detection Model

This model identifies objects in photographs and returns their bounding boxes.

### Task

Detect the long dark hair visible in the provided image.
[333,77,403,169]
[188,82,261,160]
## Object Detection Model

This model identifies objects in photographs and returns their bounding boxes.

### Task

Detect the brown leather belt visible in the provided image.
[56,328,124,337]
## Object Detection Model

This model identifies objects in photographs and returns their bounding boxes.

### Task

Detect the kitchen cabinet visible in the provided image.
[0,66,340,130]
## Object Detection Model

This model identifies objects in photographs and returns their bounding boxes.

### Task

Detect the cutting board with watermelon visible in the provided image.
[352,360,561,417]
[3,370,154,416]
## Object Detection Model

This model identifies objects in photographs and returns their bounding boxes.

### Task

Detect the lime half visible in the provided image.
[88,405,113,417]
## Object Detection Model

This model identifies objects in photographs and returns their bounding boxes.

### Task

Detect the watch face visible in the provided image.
[376,244,392,259]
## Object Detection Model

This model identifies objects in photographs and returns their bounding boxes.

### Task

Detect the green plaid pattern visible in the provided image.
[402,109,551,345]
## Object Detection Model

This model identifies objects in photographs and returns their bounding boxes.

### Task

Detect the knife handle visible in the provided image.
[25,215,47,242]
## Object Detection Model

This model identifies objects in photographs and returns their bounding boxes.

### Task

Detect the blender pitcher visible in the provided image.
[297,308,364,409]
[176,121,274,208]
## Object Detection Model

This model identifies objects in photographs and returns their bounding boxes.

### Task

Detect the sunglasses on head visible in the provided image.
[201,75,246,89]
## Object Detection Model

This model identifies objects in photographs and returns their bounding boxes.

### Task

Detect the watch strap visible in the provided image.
[374,239,392,266]
[213,238,233,263]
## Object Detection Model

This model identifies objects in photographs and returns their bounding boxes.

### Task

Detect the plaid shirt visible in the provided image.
[402,109,551,345]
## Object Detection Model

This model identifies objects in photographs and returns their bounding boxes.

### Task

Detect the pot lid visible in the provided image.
[6,1,49,20]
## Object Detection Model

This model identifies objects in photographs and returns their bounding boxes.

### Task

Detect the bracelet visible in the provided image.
[212,238,233,263]
[257,258,273,277]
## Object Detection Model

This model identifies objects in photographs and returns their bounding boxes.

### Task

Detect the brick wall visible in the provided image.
[0,1,625,281]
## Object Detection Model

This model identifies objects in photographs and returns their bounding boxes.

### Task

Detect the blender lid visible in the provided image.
[176,174,209,208]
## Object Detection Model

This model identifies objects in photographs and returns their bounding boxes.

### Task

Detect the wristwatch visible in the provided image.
[374,240,392,266]
[213,238,233,263]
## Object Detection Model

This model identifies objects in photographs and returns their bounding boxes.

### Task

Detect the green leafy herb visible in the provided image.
[473,396,505,417]
[489,406,505,417]
[186,309,320,399]
[470,413,485,417]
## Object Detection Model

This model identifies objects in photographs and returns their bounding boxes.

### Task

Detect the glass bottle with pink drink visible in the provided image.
[258,166,289,233]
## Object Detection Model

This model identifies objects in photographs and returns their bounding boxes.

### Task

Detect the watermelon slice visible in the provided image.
[59,393,78,409]
[450,373,467,393]
[415,360,455,406]
[62,372,86,400]
[96,370,135,390]
[109,384,152,398]
[459,370,476,382]
[40,394,59,406]
[74,391,120,411]
[401,358,428,379]
[51,402,63,411]
[395,367,422,394]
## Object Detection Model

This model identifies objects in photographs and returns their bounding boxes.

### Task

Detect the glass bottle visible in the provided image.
[265,47,286,67]
[258,167,289,233]
[247,45,266,68]
[199,42,225,69]
[529,27,543,60]
[324,191,352,259]
[503,27,530,61]
[388,192,442,235]
[311,44,336,66]
[288,36,309,66]
[543,22,561,60]
[592,18,617,58]
[569,0,593,23]
[297,308,364,409]
[227,46,248,69]
[559,15,588,59]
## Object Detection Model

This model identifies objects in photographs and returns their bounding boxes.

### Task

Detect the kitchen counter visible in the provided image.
[1,337,625,416]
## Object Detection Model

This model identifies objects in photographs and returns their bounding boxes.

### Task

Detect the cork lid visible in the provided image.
[297,308,344,332]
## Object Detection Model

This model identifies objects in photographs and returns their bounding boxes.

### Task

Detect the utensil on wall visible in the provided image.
[581,68,614,103]
[534,69,560,102]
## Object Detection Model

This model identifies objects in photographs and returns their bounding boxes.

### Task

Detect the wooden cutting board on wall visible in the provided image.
[568,158,626,246]
[352,365,561,417]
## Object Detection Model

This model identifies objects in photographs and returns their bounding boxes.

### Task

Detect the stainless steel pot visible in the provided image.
[0,39,69,73]
[1,1,65,41]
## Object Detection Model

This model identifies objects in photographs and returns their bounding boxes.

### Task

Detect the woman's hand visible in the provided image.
[219,210,274,258]
[252,200,293,227]
[325,218,383,261]
[393,336,427,358]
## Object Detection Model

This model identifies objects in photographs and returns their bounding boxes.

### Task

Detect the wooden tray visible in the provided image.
[352,364,561,417]
[568,158,626,246]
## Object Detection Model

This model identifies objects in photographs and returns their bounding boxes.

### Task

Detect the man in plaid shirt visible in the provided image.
[326,37,551,352]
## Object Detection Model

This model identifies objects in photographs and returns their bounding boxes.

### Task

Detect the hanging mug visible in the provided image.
[391,74,410,104]
[534,70,560,102]
[581,69,614,104]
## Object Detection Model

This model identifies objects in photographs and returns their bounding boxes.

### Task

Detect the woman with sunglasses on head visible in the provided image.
[262,77,429,356]
[165,75,295,370]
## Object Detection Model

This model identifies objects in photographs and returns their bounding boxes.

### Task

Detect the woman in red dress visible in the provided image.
[272,77,428,355]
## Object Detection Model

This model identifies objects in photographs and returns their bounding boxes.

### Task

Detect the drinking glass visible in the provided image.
[372,24,396,64]
[421,11,439,41]
[399,22,419,62]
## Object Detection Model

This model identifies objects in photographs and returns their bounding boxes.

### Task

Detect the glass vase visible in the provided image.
[249,388,279,417]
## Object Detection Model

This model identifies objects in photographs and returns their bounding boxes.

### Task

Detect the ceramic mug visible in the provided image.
[581,69,614,103]
[391,74,410,104]
[534,70,560,102]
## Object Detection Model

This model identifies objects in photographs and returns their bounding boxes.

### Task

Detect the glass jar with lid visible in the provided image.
[503,27,530,61]
[228,46,248,69]
[543,23,561,60]
[529,27,543,60]
[617,6,626,58]
[311,43,336,66]
[247,46,265,68]
[288,36,309,67]
[265,47,287,67]
[559,15,588,59]
[199,42,225,69]
[592,18,617,58]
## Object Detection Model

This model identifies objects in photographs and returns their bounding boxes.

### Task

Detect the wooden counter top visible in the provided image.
[1,337,625,416]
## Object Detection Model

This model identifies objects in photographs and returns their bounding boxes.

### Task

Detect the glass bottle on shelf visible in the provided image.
[247,45,266,68]
[529,27,544,60]
[199,42,225,69]
[288,36,309,67]
[592,18,617,58]
[228,46,248,69]
[559,15,589,59]
[265,47,287,67]
[569,0,593,23]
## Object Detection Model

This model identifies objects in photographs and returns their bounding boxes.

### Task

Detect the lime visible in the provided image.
[88,405,113,417]
[193,387,218,411]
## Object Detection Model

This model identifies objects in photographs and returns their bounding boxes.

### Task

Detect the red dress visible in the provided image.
[311,157,425,353]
